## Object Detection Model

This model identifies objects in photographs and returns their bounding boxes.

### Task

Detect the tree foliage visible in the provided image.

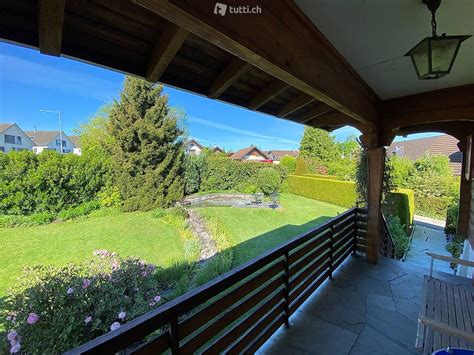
[108,77,185,211]
[299,127,341,162]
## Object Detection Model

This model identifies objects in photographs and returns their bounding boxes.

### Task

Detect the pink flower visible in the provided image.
[7,330,17,342]
[149,301,156,307]
[82,279,91,289]
[111,259,119,270]
[84,316,92,324]
[67,287,74,295]
[6,316,12,321]
[10,343,21,353]
[93,249,112,258]
[110,321,121,331]
[26,313,39,325]
[118,311,126,320]
[153,295,161,303]
[141,271,148,277]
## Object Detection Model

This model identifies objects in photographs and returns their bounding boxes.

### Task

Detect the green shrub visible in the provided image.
[287,175,356,208]
[0,211,55,228]
[294,157,309,175]
[416,195,453,220]
[302,173,340,180]
[384,189,415,233]
[445,203,459,236]
[57,201,101,221]
[97,185,121,208]
[0,252,164,354]
[256,167,282,195]
[280,156,297,173]
[386,216,410,259]
[184,154,205,195]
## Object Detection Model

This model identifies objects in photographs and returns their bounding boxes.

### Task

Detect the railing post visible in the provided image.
[170,316,180,354]
[352,210,358,256]
[329,225,334,280]
[284,251,290,328]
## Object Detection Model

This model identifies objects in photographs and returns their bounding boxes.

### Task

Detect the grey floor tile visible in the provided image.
[367,293,396,312]
[349,325,416,355]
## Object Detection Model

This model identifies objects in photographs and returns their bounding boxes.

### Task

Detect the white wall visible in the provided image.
[33,133,75,154]
[0,125,34,153]
[185,142,202,155]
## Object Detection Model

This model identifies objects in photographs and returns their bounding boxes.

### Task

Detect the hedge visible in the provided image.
[287,175,356,208]
[302,173,340,180]
[384,189,415,233]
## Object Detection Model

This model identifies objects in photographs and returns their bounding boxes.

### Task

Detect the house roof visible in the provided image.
[212,146,224,153]
[0,123,14,133]
[69,136,81,148]
[230,146,270,160]
[387,135,462,175]
[25,131,63,146]
[267,150,299,161]
[184,139,203,150]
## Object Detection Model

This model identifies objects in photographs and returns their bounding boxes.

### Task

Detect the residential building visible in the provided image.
[266,149,299,164]
[230,145,271,162]
[212,146,224,154]
[184,139,203,155]
[26,130,76,154]
[0,123,35,153]
[387,135,462,175]
[69,136,82,155]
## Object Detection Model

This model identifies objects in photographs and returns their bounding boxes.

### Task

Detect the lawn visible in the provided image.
[0,211,185,296]
[197,193,346,266]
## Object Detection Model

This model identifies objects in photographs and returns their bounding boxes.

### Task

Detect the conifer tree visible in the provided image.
[108,77,184,211]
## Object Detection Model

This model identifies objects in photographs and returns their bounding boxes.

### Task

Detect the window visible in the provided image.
[0,146,4,152]
[5,135,15,144]
[17,136,21,144]
[62,140,66,147]
[56,139,61,146]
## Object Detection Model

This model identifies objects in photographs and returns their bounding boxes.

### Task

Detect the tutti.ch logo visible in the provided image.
[214,3,228,16]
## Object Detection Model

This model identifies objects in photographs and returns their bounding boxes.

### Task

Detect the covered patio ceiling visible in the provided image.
[1,0,473,144]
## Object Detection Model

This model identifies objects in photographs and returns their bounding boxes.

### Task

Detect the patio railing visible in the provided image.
[380,214,396,258]
[67,207,367,354]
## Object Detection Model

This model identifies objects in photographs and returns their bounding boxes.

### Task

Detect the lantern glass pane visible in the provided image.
[430,37,460,72]
[410,38,429,77]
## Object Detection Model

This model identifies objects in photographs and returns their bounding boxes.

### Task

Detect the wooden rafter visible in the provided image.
[306,111,369,134]
[208,57,250,99]
[134,0,378,126]
[248,80,288,110]
[146,23,189,82]
[277,94,315,118]
[295,103,333,124]
[38,0,65,56]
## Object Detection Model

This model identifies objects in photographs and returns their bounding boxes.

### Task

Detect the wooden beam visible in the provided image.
[134,0,378,126]
[306,111,370,134]
[248,80,288,110]
[295,103,333,124]
[38,0,65,56]
[146,23,189,82]
[208,57,250,99]
[277,94,315,118]
[396,122,474,142]
[381,84,474,131]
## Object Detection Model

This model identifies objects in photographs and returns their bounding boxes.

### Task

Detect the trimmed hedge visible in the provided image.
[287,175,356,208]
[302,173,340,180]
[385,189,415,232]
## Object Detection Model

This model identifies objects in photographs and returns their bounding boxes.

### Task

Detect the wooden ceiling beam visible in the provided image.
[208,57,250,99]
[295,103,333,124]
[306,111,369,134]
[277,94,315,118]
[248,80,288,110]
[134,0,378,127]
[38,0,65,56]
[381,84,474,131]
[146,22,189,82]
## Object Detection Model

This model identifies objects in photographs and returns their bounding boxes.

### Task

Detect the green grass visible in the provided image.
[0,211,186,296]
[197,193,346,266]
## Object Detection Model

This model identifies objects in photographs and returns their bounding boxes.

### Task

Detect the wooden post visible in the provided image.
[284,251,290,328]
[329,225,334,279]
[366,146,386,264]
[170,316,180,354]
[457,136,472,236]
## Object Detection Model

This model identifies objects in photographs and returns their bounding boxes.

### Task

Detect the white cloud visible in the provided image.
[188,116,299,145]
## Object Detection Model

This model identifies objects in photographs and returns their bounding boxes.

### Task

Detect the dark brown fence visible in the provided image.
[380,214,396,258]
[66,208,365,355]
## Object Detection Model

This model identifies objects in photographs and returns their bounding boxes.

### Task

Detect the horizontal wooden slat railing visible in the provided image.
[66,208,365,355]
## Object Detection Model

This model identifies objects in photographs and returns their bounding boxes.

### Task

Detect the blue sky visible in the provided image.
[0,42,440,150]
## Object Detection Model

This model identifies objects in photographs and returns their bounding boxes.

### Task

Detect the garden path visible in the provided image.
[186,209,218,262]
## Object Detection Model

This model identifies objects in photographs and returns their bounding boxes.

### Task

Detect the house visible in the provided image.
[230,145,271,162]
[69,136,82,155]
[183,139,203,156]
[25,130,76,154]
[266,150,299,164]
[387,135,462,175]
[0,123,35,153]
[212,146,224,154]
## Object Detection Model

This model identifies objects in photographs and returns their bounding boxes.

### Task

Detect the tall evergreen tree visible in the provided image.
[108,77,185,211]
[299,127,341,162]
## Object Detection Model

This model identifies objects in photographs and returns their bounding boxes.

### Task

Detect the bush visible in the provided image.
[183,154,205,195]
[384,189,415,233]
[287,175,357,208]
[0,252,164,354]
[97,185,121,208]
[386,216,410,259]
[294,158,309,175]
[0,211,55,228]
[256,167,282,195]
[416,195,453,220]
[445,203,459,236]
[280,156,297,173]
[57,201,101,221]
[302,173,340,180]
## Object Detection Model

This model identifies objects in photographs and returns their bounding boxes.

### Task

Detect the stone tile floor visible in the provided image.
[258,255,461,355]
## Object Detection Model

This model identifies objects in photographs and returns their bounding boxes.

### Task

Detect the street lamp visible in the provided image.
[405,0,471,80]
[39,109,63,153]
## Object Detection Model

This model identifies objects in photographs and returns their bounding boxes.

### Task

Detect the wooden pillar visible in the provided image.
[458,136,473,236]
[366,146,386,264]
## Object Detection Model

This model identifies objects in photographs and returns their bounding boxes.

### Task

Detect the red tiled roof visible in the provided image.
[267,150,299,161]
[230,145,270,160]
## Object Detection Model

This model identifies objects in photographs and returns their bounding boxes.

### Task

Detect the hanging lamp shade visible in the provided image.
[406,34,471,79]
